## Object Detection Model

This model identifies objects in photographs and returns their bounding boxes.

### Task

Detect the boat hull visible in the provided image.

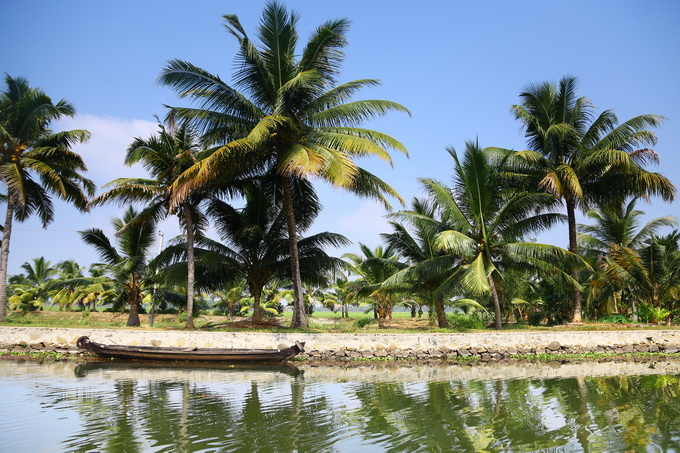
[76,336,304,363]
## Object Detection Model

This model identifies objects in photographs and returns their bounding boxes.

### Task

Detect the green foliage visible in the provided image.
[239,298,282,317]
[80,206,159,326]
[419,142,576,329]
[8,287,43,312]
[508,76,676,323]
[353,317,378,329]
[446,313,486,330]
[636,303,672,324]
[344,244,404,326]
[596,314,630,324]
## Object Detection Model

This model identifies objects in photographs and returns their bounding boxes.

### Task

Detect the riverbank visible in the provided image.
[2,326,680,361]
[3,354,679,382]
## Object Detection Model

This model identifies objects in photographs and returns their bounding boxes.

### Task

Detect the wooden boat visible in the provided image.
[76,336,305,363]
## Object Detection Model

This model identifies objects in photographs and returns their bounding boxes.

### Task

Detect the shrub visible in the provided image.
[636,304,672,324]
[597,314,630,324]
[447,313,486,330]
[353,318,377,329]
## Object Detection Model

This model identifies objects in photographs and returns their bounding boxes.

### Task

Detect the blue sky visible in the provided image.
[3,0,679,275]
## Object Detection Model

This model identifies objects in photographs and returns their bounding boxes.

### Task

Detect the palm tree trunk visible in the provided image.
[566,197,583,323]
[252,285,262,324]
[183,204,196,330]
[282,175,308,329]
[127,285,141,326]
[377,299,388,328]
[0,199,15,322]
[575,377,591,451]
[435,298,448,328]
[488,273,503,330]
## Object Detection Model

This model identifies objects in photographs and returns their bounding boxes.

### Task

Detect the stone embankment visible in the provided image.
[1,327,680,360]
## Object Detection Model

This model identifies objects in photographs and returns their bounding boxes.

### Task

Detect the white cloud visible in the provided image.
[56,114,158,188]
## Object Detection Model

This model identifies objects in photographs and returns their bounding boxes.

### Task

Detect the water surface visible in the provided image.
[1,359,679,452]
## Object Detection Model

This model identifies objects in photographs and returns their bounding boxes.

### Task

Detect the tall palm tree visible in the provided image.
[159,1,409,328]
[163,181,348,323]
[89,120,208,329]
[423,142,577,329]
[508,75,676,322]
[80,206,157,326]
[0,75,94,321]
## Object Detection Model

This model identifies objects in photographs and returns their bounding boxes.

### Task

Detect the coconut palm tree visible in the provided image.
[89,120,208,329]
[639,231,680,320]
[49,260,86,310]
[507,75,676,322]
[382,198,460,328]
[344,244,405,327]
[159,1,409,328]
[0,75,94,321]
[7,257,58,311]
[80,206,157,326]
[162,181,348,323]
[578,198,677,317]
[423,141,578,329]
[579,198,676,254]
[211,282,247,318]
[323,275,354,318]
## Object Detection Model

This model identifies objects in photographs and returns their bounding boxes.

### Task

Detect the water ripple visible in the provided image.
[2,361,680,452]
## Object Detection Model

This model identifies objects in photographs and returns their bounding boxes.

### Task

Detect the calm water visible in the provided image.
[1,359,680,452]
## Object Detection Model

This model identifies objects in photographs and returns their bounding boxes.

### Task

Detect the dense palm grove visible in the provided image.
[1,2,677,329]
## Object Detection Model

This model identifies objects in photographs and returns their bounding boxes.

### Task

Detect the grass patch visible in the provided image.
[3,351,74,360]
[508,351,679,362]
[1,310,677,333]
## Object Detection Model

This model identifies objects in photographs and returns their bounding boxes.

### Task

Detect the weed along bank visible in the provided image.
[2,327,680,361]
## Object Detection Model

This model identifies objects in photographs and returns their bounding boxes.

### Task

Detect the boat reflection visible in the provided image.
[74,359,303,378]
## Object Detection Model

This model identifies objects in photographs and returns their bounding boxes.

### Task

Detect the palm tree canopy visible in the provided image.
[80,206,156,285]
[509,75,675,209]
[89,120,208,231]
[578,198,678,254]
[159,1,410,208]
[160,181,348,296]
[423,142,578,295]
[0,74,95,224]
[344,243,405,299]
[381,198,460,295]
